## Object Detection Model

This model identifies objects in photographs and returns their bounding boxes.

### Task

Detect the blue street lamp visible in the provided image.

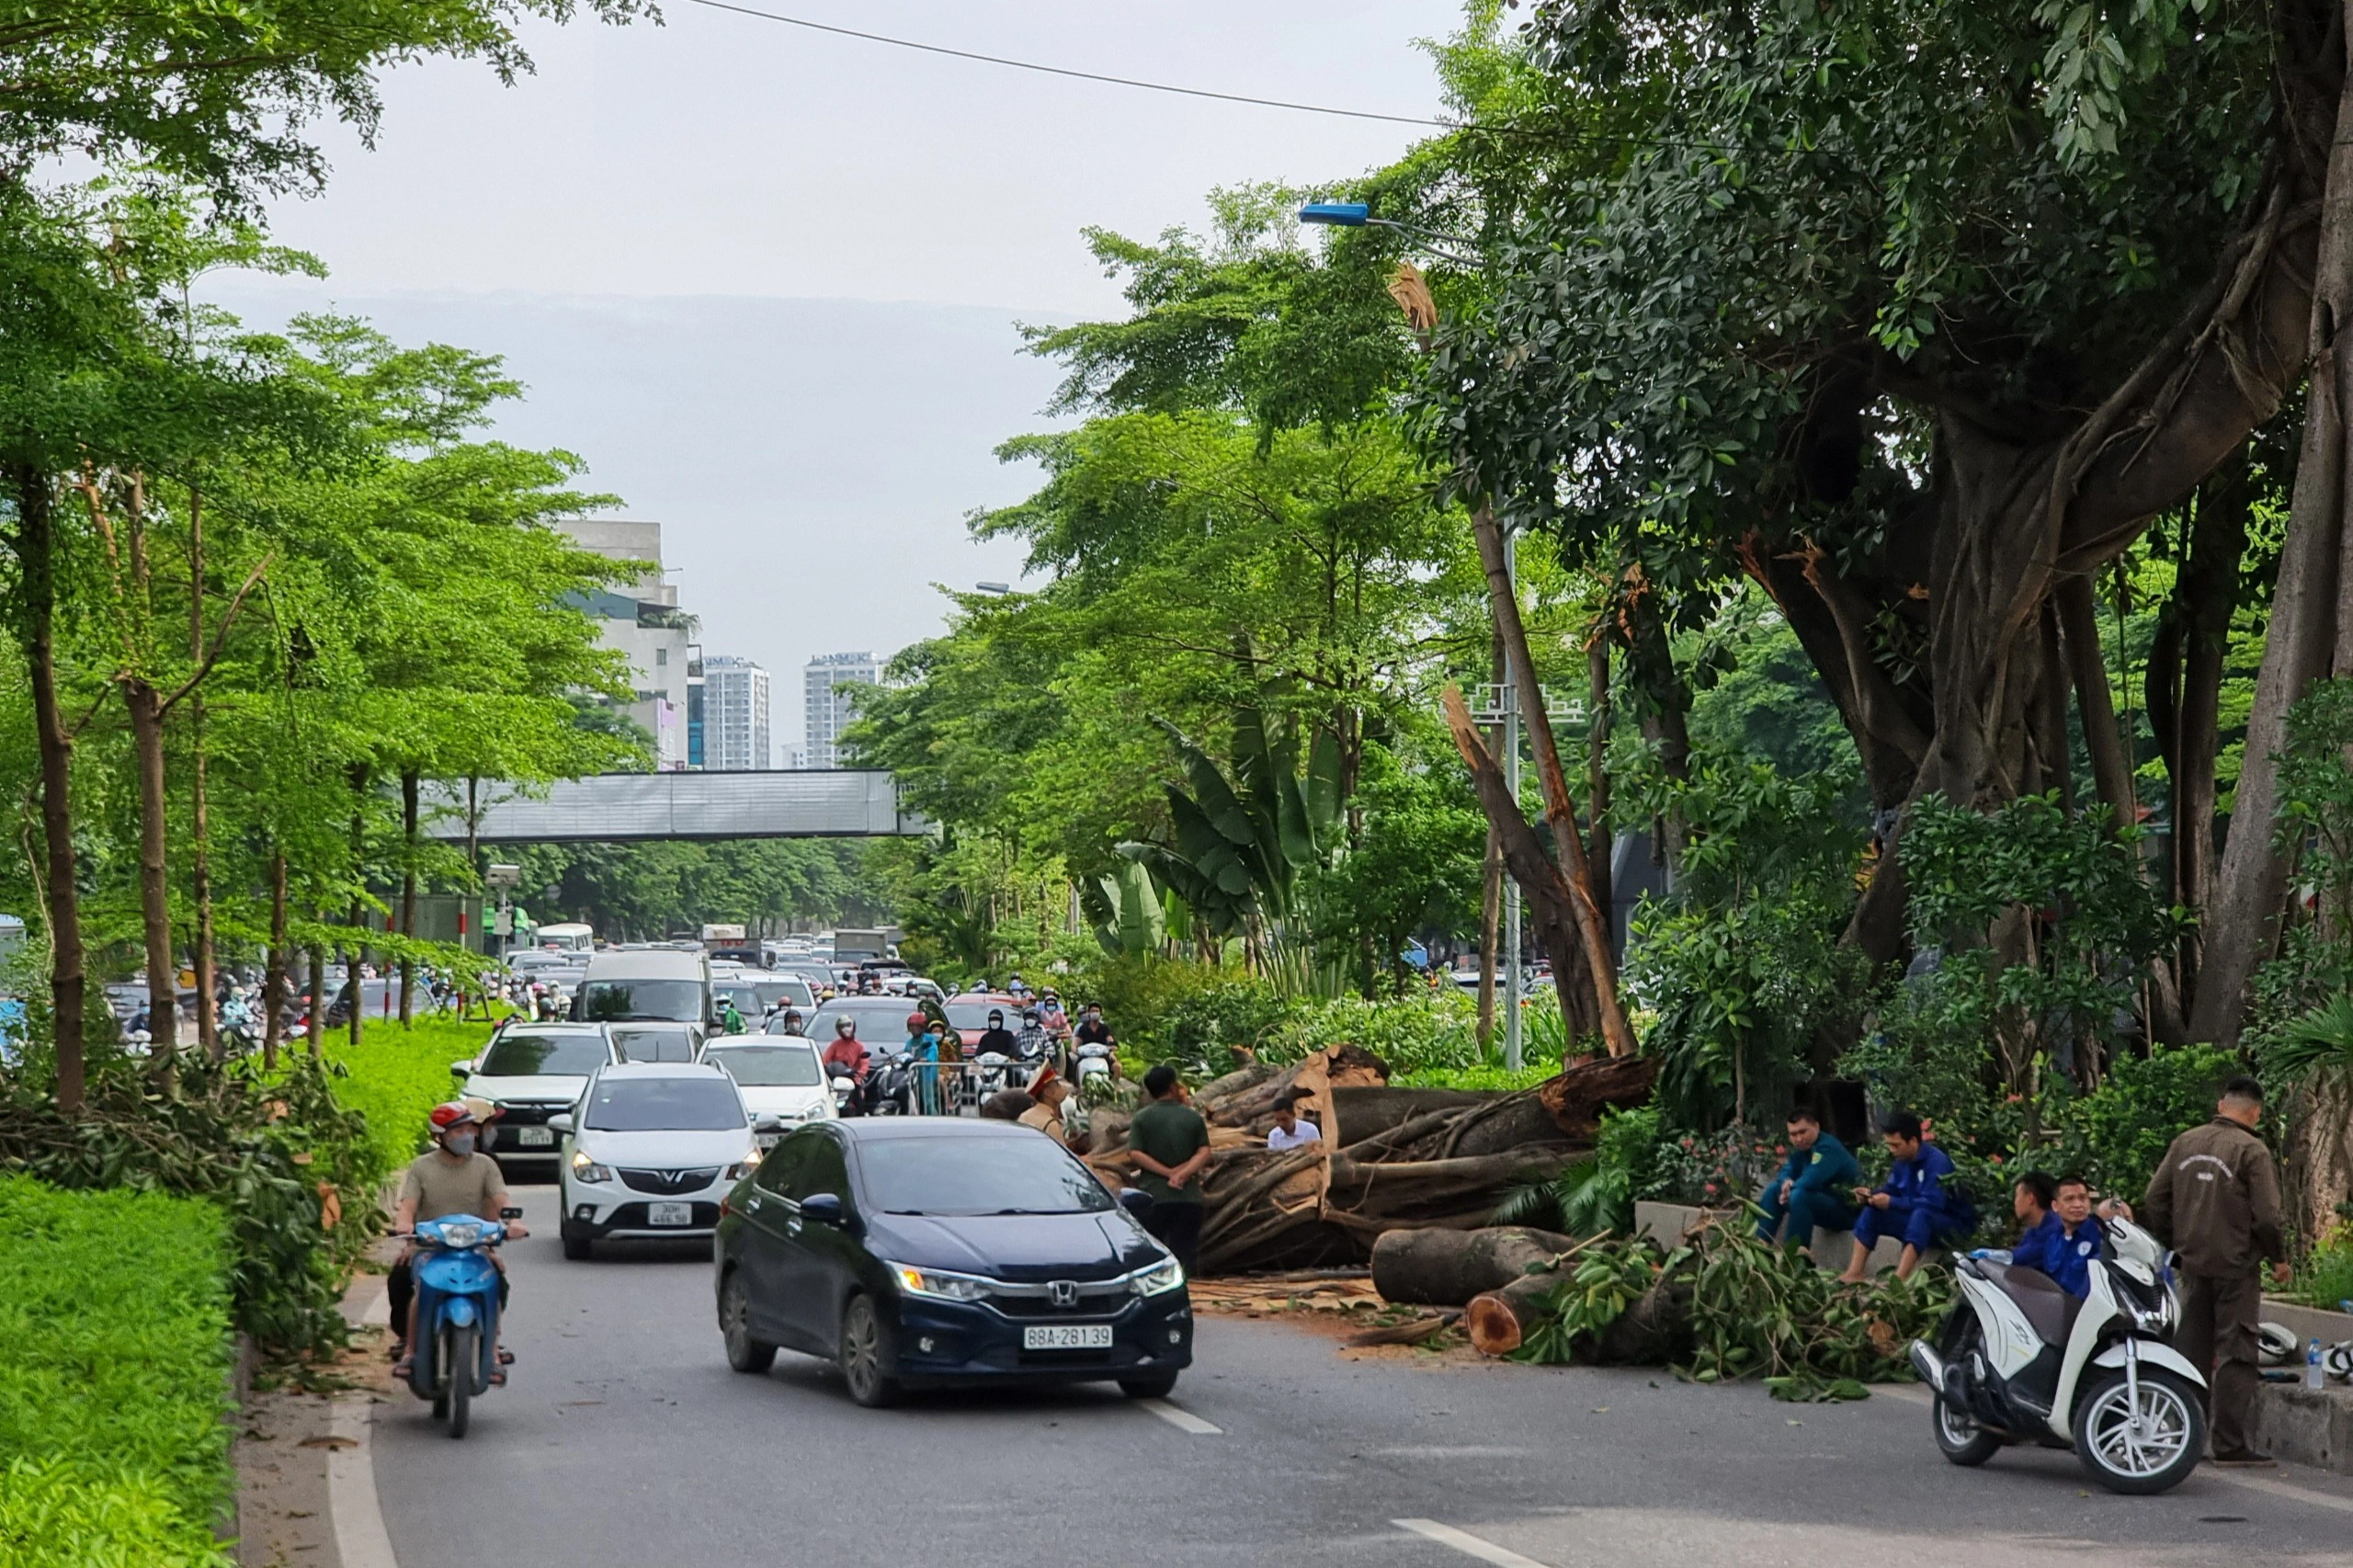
[1299,200,1483,266]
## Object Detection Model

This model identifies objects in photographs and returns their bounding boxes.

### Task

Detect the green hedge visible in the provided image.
[0,1177,234,1567]
[320,1016,499,1176]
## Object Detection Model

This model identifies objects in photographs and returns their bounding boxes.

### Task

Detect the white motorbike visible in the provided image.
[1074,1040,1115,1096]
[1908,1216,2206,1494]
[972,1050,1013,1100]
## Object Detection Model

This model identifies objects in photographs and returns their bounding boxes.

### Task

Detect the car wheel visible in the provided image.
[837,1294,900,1408]
[2073,1367,2205,1494]
[721,1270,776,1374]
[1117,1372,1179,1400]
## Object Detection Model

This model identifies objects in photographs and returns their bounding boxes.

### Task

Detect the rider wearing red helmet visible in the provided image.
[389,1101,527,1378]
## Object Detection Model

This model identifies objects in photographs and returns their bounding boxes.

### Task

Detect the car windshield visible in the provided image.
[944,1003,1006,1030]
[762,1015,810,1036]
[578,978,703,1023]
[752,980,813,1008]
[812,1002,921,1036]
[856,1135,1115,1216]
[611,1027,698,1063]
[584,1076,745,1131]
[478,1032,606,1076]
[715,986,763,1013]
[708,1045,823,1087]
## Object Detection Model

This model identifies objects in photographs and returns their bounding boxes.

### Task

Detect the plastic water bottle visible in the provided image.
[2310,1337,2326,1391]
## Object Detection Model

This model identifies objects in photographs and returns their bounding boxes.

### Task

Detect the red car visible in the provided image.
[941,992,1022,1051]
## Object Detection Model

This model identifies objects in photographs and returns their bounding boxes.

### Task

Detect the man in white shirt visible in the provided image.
[1267,1090,1322,1151]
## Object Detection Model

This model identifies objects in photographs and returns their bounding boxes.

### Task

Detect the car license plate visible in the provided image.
[516,1126,552,1147]
[1023,1324,1112,1350]
[647,1202,692,1227]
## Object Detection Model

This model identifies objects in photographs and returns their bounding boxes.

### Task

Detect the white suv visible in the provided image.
[551,1062,775,1259]
[454,1022,617,1176]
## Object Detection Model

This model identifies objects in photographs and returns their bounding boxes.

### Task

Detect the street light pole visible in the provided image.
[1502,527,1523,1075]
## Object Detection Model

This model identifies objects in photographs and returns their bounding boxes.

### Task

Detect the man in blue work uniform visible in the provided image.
[1753,1106,1861,1259]
[2007,1170,2076,1290]
[2041,1173,2105,1296]
[1838,1108,1975,1282]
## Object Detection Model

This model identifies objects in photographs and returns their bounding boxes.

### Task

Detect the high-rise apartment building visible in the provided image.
[802,652,879,768]
[700,656,771,771]
[555,518,690,770]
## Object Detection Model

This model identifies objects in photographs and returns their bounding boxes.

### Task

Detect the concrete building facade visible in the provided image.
[701,656,770,771]
[556,518,692,770]
[802,652,879,768]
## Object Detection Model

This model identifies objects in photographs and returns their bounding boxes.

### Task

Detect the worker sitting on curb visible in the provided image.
[1753,1106,1859,1259]
[1839,1108,1975,1283]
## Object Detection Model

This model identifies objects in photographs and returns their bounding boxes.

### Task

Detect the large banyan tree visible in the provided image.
[1427,0,2353,1043]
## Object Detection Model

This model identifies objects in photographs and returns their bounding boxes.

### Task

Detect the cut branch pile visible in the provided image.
[1086,1046,1655,1273]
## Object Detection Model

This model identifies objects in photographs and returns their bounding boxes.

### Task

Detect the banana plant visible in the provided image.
[1131,705,1344,943]
[1080,853,1166,957]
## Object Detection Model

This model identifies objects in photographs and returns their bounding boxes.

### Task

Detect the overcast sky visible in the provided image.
[206,1,1457,760]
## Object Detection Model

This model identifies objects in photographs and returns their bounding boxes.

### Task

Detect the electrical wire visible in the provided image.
[676,0,1451,128]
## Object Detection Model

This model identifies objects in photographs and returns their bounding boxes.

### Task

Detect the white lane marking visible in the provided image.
[1393,1518,1554,1568]
[328,1393,399,1568]
[1140,1397,1222,1434]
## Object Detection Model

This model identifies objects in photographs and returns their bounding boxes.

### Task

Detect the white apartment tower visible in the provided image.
[700,656,771,771]
[803,652,879,768]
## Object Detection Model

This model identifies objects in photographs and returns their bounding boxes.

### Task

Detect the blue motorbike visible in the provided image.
[405,1209,519,1438]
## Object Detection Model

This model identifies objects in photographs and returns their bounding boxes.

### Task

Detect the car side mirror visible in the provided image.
[801,1192,845,1226]
[1118,1188,1154,1217]
[450,1059,473,1078]
[547,1113,574,1134]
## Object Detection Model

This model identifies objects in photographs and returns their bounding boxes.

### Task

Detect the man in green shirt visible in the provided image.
[1126,1064,1211,1273]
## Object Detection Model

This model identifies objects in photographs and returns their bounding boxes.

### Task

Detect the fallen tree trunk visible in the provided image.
[1370,1224,1580,1306]
[1463,1271,1562,1357]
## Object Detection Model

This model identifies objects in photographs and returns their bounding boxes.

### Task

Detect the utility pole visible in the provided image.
[1502,528,1523,1075]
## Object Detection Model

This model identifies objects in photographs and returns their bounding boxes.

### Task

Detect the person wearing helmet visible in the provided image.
[822,1013,870,1082]
[776,1007,807,1038]
[388,1102,526,1378]
[1018,1066,1074,1147]
[973,1007,1017,1059]
[1014,1006,1049,1063]
[904,1011,944,1115]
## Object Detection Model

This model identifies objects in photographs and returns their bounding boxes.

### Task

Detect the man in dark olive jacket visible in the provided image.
[2143,1075,2290,1464]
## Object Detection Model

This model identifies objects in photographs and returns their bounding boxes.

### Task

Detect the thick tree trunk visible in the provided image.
[1465,504,1634,1056]
[12,466,87,1111]
[1370,1224,1578,1306]
[399,769,419,1027]
[2057,576,2137,829]
[2165,460,2251,1006]
[2196,85,2353,1043]
[125,679,178,1062]
[263,848,288,1071]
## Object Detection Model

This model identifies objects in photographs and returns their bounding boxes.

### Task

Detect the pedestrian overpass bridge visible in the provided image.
[424,770,926,844]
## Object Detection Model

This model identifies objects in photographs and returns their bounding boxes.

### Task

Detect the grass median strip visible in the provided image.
[0,1176,236,1567]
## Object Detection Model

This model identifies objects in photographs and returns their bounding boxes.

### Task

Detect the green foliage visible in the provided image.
[1265,991,1487,1077]
[320,1016,495,1178]
[1649,1121,1789,1210]
[2268,994,2353,1085]
[1619,747,1873,1128]
[1495,1105,1659,1233]
[2054,1044,2243,1203]
[1303,746,1487,994]
[1679,1226,1949,1401]
[514,839,884,948]
[0,1177,233,1563]
[1082,960,1289,1067]
[1509,1240,1665,1365]
[1079,856,1166,957]
[1136,704,1341,940]
[2293,1230,2353,1312]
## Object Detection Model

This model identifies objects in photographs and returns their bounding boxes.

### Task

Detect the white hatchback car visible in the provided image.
[454,1022,618,1176]
[551,1062,775,1259]
[701,1039,833,1147]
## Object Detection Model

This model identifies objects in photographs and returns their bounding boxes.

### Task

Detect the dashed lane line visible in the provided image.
[1393,1518,1555,1568]
[1140,1397,1222,1434]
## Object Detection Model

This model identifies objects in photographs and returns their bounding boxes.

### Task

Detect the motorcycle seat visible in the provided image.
[1982,1259,2078,1346]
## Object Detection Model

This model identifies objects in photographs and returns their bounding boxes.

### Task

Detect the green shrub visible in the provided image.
[2054,1043,2242,1202]
[0,1177,233,1563]
[0,1459,229,1568]
[1265,991,1485,1075]
[2293,1229,2353,1312]
[319,1017,496,1176]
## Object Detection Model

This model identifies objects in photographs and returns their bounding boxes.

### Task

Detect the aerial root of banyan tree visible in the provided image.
[1084,1045,1657,1275]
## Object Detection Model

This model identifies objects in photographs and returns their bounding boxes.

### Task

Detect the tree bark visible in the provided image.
[1467,503,1635,1056]
[1370,1224,1579,1306]
[187,494,219,1062]
[263,847,288,1071]
[306,936,326,1059]
[2057,576,2137,831]
[10,465,87,1111]
[2165,459,2252,1004]
[399,768,419,1027]
[1586,630,1614,941]
[2195,82,2353,1042]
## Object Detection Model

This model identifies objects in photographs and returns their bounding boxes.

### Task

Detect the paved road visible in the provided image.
[369,1187,2353,1568]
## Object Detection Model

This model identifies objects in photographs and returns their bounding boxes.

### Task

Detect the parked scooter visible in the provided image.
[1908,1215,2205,1494]
[405,1208,521,1439]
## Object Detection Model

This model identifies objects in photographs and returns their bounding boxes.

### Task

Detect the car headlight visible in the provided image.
[1130,1255,1186,1297]
[724,1159,761,1181]
[569,1149,614,1184]
[887,1262,991,1301]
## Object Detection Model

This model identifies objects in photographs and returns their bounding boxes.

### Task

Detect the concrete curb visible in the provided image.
[328,1393,398,1568]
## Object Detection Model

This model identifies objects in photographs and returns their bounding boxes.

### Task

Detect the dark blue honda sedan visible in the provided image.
[713,1119,1192,1406]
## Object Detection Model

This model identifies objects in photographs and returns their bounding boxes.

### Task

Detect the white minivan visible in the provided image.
[572,946,712,1030]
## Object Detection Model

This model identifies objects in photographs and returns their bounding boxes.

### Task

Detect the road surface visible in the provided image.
[367,1187,2353,1568]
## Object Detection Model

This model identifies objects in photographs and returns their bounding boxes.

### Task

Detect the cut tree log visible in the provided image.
[1370,1224,1581,1307]
[1539,1053,1660,1141]
[1464,1259,1690,1362]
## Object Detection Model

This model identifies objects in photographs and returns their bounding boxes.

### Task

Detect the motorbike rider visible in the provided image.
[904,1011,944,1114]
[1838,1109,1975,1283]
[2004,1172,2104,1297]
[1014,1006,1050,1063]
[774,1007,809,1038]
[973,1007,1018,1058]
[389,1103,526,1381]
[822,1014,871,1082]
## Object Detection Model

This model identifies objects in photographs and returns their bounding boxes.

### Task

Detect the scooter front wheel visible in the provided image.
[2073,1366,2203,1494]
[446,1324,476,1439]
[1932,1392,2002,1466]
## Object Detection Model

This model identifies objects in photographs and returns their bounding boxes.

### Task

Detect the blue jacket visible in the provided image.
[2013,1210,2101,1297]
[1880,1142,1971,1229]
[1768,1133,1863,1202]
